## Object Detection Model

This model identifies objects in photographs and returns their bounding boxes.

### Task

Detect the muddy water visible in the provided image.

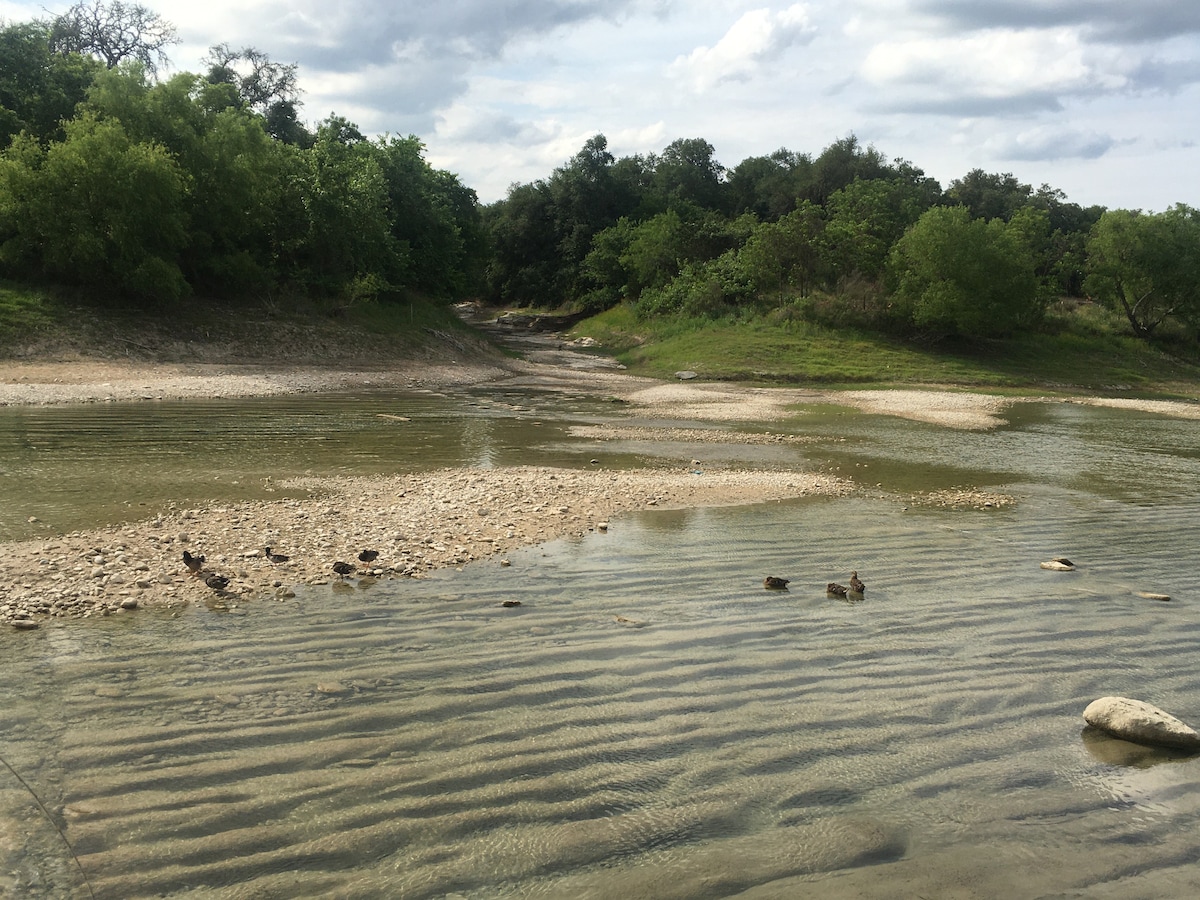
[2,394,1200,898]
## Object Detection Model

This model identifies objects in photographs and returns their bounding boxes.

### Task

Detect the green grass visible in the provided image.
[574,303,1200,397]
[0,281,484,365]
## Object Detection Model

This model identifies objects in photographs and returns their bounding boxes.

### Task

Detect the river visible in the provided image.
[2,385,1199,898]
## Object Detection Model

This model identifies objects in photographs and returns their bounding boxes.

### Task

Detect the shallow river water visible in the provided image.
[2,390,1200,899]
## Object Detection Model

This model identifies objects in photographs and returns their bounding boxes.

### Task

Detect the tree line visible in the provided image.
[1,2,1197,346]
[485,134,1200,342]
[0,1,486,306]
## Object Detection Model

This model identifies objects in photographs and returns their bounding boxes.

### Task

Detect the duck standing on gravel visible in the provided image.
[205,573,229,591]
[332,561,355,579]
[264,547,290,564]
[358,549,380,566]
[183,551,205,576]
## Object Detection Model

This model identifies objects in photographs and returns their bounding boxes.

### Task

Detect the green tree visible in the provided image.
[650,137,724,211]
[821,178,932,284]
[888,205,1041,339]
[203,43,309,145]
[739,201,824,302]
[1084,206,1200,338]
[0,20,100,146]
[807,134,891,204]
[0,113,188,300]
[288,116,400,297]
[375,134,484,298]
[724,148,814,220]
[946,169,1032,222]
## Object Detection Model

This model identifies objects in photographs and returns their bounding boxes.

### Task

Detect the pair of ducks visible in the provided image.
[762,571,866,595]
[828,571,866,597]
[334,549,380,578]
[183,550,229,591]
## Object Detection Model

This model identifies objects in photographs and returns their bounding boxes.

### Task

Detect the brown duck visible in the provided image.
[849,571,865,594]
[183,551,205,576]
[827,582,849,597]
[763,576,790,590]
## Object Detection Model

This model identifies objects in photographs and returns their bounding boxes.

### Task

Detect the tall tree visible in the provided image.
[888,205,1041,339]
[0,112,189,301]
[946,169,1032,222]
[49,1,177,76]
[203,43,309,144]
[1084,206,1200,338]
[650,137,725,211]
[724,148,814,220]
[0,21,100,146]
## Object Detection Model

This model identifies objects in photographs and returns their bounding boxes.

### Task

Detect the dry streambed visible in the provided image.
[3,465,850,626]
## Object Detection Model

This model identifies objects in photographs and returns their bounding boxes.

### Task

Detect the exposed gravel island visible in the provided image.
[3,341,1197,626]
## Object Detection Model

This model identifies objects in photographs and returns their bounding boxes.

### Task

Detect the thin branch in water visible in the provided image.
[0,753,96,900]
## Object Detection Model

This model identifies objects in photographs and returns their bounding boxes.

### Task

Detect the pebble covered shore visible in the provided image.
[3,465,851,627]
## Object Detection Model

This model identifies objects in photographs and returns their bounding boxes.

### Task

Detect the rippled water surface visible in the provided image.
[3,392,1200,898]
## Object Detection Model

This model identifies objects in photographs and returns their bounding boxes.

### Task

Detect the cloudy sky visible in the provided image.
[6,1,1198,209]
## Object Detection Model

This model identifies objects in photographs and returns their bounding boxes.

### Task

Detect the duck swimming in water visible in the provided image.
[763,576,790,590]
[849,571,865,594]
[827,582,849,597]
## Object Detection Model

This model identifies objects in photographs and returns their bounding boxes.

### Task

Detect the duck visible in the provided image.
[358,549,380,565]
[205,573,230,591]
[763,576,790,590]
[332,561,355,579]
[826,582,849,597]
[182,550,205,576]
[849,571,865,594]
[264,546,290,564]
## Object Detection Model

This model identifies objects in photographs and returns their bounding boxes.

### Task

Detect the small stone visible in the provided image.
[501,600,522,608]
[1137,591,1171,602]
[120,598,139,610]
[11,619,40,630]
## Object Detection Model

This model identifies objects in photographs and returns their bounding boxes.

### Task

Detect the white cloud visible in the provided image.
[861,27,1129,104]
[669,4,817,92]
[991,125,1118,161]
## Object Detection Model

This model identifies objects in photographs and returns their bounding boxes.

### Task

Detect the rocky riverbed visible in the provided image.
[3,465,850,626]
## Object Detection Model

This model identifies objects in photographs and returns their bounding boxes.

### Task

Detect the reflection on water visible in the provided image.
[0,390,641,541]
[3,394,1200,897]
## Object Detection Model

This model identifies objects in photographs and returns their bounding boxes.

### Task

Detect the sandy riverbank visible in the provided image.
[3,351,1198,627]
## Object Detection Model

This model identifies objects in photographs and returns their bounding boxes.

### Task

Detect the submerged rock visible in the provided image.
[1083,696,1200,750]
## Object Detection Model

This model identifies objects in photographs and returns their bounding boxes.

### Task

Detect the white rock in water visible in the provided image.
[1040,560,1075,571]
[1083,696,1200,750]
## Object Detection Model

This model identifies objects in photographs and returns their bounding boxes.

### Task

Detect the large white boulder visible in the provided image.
[1083,696,1200,750]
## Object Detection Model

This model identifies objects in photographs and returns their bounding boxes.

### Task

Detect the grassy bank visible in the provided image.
[573,302,1200,398]
[0,281,489,367]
